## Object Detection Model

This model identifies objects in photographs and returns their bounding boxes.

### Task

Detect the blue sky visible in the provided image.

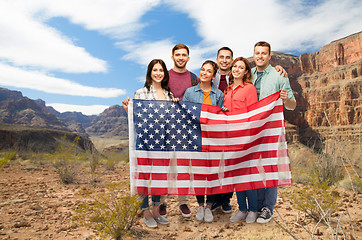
[0,0,361,115]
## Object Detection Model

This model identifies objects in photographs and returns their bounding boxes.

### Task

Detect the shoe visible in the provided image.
[211,202,221,212]
[256,207,273,223]
[179,204,192,217]
[246,211,258,223]
[222,203,233,213]
[143,217,157,228]
[230,211,247,222]
[154,215,170,225]
[195,206,204,221]
[159,203,167,217]
[204,208,214,222]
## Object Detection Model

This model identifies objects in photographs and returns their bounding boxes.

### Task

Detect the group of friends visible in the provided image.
[122,42,296,228]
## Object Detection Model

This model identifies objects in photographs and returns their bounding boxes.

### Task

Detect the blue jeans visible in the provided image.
[257,187,278,213]
[140,195,161,210]
[196,194,216,206]
[236,189,258,212]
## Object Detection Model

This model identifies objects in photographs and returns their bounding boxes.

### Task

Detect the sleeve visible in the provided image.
[182,88,191,102]
[133,89,142,99]
[280,77,295,100]
[216,90,224,107]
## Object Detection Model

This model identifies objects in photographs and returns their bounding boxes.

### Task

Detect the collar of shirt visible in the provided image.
[194,82,218,93]
[252,64,272,75]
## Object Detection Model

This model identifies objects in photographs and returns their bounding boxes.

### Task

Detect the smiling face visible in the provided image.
[200,63,215,83]
[150,63,165,83]
[216,49,233,74]
[253,46,271,71]
[172,48,190,69]
[231,60,248,80]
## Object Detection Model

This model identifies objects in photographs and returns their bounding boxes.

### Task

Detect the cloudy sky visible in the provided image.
[0,0,361,115]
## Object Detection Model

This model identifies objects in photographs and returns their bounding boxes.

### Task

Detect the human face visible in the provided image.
[253,46,271,71]
[216,50,233,73]
[200,63,214,83]
[151,63,165,84]
[231,60,247,80]
[172,48,190,69]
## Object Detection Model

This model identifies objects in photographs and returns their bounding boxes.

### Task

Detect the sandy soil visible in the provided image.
[0,161,360,240]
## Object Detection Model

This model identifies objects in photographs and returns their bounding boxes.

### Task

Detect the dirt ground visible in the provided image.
[0,161,360,240]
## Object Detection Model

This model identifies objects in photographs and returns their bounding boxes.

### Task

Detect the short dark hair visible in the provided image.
[172,43,189,55]
[254,41,271,54]
[145,59,170,95]
[217,47,233,58]
[201,60,218,77]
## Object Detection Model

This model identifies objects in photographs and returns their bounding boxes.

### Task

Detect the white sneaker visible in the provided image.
[204,208,214,222]
[195,206,205,221]
[245,211,258,223]
[230,211,247,223]
[143,217,157,228]
[154,215,170,225]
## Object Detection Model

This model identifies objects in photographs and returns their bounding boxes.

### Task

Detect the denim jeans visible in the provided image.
[140,195,161,210]
[213,192,233,205]
[196,194,216,206]
[257,187,278,213]
[236,189,258,212]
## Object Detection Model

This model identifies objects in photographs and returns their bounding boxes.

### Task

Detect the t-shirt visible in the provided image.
[218,75,228,93]
[203,91,212,105]
[168,69,199,100]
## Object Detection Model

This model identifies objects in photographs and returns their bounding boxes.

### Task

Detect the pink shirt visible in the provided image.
[168,69,199,100]
[224,82,258,112]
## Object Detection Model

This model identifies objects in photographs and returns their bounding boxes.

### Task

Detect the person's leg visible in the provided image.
[211,193,222,211]
[246,189,258,212]
[257,188,265,212]
[178,195,188,206]
[221,192,233,213]
[140,194,149,211]
[206,194,216,207]
[151,195,170,225]
[236,191,247,211]
[264,187,278,213]
[159,195,167,216]
[230,191,247,222]
[196,195,205,206]
[160,195,167,204]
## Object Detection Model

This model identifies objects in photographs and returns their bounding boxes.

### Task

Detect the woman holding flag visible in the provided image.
[183,60,224,222]
[122,59,174,228]
[223,57,259,224]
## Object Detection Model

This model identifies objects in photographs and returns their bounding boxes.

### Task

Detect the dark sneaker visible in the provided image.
[222,203,233,213]
[159,203,167,217]
[256,207,273,223]
[211,202,222,212]
[179,204,192,217]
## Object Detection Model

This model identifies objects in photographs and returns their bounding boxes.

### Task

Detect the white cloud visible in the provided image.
[0,63,125,98]
[0,1,108,73]
[47,103,110,115]
[165,0,362,56]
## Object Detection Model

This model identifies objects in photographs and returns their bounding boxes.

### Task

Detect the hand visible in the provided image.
[122,97,131,113]
[221,107,229,112]
[171,97,180,102]
[280,89,289,102]
[275,65,288,77]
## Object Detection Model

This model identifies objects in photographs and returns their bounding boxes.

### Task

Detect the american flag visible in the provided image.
[128,91,292,195]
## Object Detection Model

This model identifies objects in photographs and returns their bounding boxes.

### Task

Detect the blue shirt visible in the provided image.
[183,83,224,107]
[251,64,295,101]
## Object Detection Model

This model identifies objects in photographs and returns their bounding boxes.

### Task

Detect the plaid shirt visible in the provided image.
[133,85,174,100]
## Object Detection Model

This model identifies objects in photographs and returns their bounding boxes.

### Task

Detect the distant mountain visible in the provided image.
[0,88,68,131]
[85,105,128,139]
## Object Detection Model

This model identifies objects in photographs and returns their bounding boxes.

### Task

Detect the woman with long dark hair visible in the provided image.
[122,59,174,228]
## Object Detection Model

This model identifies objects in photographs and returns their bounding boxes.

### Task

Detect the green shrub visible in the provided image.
[291,175,341,221]
[0,152,16,168]
[49,136,86,184]
[75,183,141,240]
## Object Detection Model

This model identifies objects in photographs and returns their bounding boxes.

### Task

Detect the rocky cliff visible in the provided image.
[266,32,362,143]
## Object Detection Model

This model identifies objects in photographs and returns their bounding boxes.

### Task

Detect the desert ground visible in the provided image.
[0,148,360,240]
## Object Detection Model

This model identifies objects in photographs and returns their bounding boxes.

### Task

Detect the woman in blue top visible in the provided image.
[183,60,224,222]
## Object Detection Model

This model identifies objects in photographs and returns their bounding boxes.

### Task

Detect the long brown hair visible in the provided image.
[225,57,252,94]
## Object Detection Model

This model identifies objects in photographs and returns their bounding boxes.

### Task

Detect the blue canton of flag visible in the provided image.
[133,100,202,152]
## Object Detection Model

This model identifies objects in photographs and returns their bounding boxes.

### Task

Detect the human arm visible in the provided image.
[280,89,296,110]
[122,97,131,114]
[275,65,288,77]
